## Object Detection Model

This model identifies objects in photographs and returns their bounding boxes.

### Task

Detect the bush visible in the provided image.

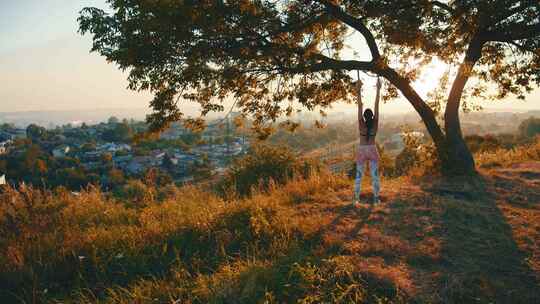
[476,136,540,168]
[386,130,442,177]
[219,145,318,197]
[465,134,502,153]
[116,180,156,207]
[518,117,540,138]
[394,147,420,176]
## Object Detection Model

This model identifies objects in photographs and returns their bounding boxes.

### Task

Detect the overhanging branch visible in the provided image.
[316,0,381,60]
[284,53,374,74]
[431,1,455,14]
[486,22,540,41]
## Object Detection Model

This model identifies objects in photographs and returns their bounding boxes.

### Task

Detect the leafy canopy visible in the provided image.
[79,0,540,136]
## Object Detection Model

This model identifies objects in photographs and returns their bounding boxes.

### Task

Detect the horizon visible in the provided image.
[0,106,538,130]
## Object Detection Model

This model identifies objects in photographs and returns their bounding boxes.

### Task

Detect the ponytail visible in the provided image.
[363,109,374,141]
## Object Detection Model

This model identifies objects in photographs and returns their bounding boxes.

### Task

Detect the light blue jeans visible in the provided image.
[354,160,380,202]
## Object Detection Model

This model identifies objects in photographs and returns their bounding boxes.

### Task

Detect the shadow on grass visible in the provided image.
[418,174,540,303]
[278,201,410,303]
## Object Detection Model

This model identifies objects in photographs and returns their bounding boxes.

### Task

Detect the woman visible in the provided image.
[353,77,381,206]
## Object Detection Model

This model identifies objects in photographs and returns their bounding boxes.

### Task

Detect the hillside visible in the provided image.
[1,151,539,303]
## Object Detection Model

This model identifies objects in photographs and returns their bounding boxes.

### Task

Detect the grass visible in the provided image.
[475,137,540,168]
[1,140,539,303]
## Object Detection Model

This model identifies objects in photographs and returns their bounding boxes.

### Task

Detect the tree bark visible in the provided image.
[442,63,477,175]
[378,67,449,163]
[380,63,478,176]
[442,39,484,176]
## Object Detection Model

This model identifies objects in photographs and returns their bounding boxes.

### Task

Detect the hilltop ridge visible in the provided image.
[1,153,539,303]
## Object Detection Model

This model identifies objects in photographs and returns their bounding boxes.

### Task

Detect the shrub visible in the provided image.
[392,133,440,177]
[116,180,156,207]
[394,147,419,176]
[518,116,540,138]
[465,134,502,153]
[219,145,318,197]
[476,136,540,168]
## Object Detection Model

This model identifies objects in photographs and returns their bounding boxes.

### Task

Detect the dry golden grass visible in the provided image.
[475,136,540,168]
[1,140,539,303]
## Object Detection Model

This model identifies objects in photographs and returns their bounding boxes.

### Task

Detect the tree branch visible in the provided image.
[431,1,455,14]
[316,0,381,60]
[504,40,538,54]
[491,1,531,25]
[286,54,374,74]
[486,22,540,41]
[377,66,447,147]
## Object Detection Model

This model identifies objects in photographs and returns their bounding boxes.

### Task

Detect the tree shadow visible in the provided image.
[300,171,540,303]
[282,201,410,301]
[417,174,540,303]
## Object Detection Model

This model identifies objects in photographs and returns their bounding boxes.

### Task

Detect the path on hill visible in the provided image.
[289,162,540,303]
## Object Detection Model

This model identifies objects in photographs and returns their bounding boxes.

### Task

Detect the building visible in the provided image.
[160,126,186,140]
[0,140,10,155]
[113,155,133,169]
[52,145,71,158]
[126,156,156,174]
[98,143,132,153]
[0,129,26,140]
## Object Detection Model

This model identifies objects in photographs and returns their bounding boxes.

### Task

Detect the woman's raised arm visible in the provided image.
[374,77,381,125]
[357,80,365,131]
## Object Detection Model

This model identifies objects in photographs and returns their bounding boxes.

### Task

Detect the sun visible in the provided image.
[414,58,451,97]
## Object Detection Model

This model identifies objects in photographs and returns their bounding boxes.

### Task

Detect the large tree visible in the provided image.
[79,0,540,175]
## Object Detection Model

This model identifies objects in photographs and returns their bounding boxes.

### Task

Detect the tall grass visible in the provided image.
[475,136,540,168]
[0,169,407,303]
[1,137,538,303]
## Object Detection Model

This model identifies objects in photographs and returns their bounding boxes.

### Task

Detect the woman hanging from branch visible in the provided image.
[353,77,382,207]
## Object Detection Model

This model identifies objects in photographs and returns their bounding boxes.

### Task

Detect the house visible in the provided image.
[98,143,132,153]
[81,161,100,170]
[52,145,71,158]
[113,155,133,163]
[126,162,144,174]
[202,134,214,141]
[168,153,198,175]
[126,156,154,174]
[86,128,98,136]
[13,129,27,139]
[0,140,10,155]
[0,132,11,142]
[113,155,133,169]
[82,151,102,162]
[160,127,185,140]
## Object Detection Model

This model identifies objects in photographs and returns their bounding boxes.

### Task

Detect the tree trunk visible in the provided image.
[439,135,476,176]
[380,65,477,176]
[441,40,483,176]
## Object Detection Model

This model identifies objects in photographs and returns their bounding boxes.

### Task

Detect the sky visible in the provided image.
[0,0,538,116]
[0,0,154,113]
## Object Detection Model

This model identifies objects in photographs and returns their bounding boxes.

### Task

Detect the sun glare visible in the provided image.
[414,58,451,97]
